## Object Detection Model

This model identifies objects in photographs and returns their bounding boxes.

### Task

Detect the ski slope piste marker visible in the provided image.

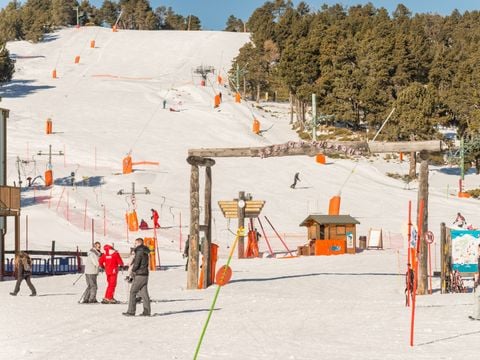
[193,226,246,360]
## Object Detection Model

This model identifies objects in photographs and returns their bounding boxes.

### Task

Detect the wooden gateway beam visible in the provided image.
[188,140,443,159]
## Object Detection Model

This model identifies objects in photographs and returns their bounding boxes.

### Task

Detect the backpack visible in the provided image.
[22,256,32,272]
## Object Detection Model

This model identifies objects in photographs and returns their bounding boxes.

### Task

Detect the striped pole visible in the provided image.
[193,227,245,359]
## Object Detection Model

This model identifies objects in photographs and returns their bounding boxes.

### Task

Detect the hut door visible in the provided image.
[319,225,325,240]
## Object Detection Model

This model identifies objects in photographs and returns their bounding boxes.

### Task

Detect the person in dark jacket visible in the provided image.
[183,235,190,271]
[290,172,300,189]
[10,252,37,296]
[123,238,151,316]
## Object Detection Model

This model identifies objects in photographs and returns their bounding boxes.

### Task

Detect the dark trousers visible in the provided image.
[127,275,151,315]
[13,275,36,295]
[85,274,98,302]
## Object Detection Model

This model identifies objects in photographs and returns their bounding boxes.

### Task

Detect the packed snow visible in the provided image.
[1,27,480,360]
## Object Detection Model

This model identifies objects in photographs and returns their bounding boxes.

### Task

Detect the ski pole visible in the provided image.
[73,273,84,286]
[193,227,244,360]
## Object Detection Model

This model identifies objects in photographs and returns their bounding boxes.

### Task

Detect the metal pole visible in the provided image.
[371,108,396,142]
[312,93,317,141]
[460,137,465,181]
[76,7,79,27]
[26,215,28,251]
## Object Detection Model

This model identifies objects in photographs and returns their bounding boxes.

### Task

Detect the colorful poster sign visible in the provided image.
[451,229,480,273]
[346,232,354,248]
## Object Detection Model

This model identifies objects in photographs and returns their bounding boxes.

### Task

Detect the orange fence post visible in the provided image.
[74,55,80,64]
[217,75,223,85]
[112,25,118,32]
[52,69,57,79]
[235,92,241,103]
[90,40,95,48]
[210,244,219,284]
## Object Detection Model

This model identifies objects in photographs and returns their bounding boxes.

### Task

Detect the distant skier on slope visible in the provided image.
[151,209,160,229]
[290,172,300,189]
[453,212,466,228]
[99,244,124,304]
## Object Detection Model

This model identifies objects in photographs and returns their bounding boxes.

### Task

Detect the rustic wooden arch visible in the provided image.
[186,140,442,289]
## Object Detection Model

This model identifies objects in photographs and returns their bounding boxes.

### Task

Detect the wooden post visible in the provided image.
[203,166,212,288]
[440,222,446,294]
[15,214,20,255]
[188,164,200,289]
[409,152,417,179]
[0,230,4,281]
[417,159,429,295]
[51,240,56,275]
[238,191,246,259]
[26,215,28,251]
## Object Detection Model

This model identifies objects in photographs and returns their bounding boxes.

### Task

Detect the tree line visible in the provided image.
[230,1,480,145]
[0,0,202,45]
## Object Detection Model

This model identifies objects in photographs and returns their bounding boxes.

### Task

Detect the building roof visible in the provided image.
[299,214,360,227]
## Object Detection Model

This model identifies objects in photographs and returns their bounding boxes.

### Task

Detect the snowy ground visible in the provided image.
[1,27,480,359]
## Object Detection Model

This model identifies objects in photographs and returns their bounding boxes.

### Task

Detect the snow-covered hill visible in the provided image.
[1,27,480,360]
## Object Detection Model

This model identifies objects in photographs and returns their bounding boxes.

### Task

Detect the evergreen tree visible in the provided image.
[51,0,77,27]
[99,0,119,27]
[187,15,201,30]
[225,15,244,32]
[0,45,15,83]
[0,1,24,42]
[22,0,53,42]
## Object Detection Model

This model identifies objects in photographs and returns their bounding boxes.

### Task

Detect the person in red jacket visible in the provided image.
[99,244,124,304]
[151,208,160,229]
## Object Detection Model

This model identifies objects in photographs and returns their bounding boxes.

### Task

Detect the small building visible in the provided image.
[299,214,360,255]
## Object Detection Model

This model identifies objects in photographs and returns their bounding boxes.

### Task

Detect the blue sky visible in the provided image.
[1,1,479,30]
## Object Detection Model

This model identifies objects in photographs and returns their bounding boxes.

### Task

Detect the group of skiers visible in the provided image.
[81,238,152,316]
[139,209,161,230]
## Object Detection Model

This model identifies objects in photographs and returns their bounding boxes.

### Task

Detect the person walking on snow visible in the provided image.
[10,252,36,296]
[81,241,102,303]
[151,208,160,229]
[404,263,414,306]
[453,212,466,228]
[99,244,124,304]
[123,238,151,317]
[290,172,300,189]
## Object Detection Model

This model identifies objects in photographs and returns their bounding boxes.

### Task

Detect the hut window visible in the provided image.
[336,225,346,235]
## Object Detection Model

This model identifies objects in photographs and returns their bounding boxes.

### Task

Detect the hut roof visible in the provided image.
[299,214,360,227]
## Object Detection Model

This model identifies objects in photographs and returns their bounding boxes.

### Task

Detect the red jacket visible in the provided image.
[152,210,159,222]
[99,245,124,275]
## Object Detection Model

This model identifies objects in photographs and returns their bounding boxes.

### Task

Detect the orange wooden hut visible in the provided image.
[299,214,360,255]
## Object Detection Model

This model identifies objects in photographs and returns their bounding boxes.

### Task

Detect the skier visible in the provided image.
[183,235,190,271]
[10,252,37,297]
[151,208,160,229]
[290,172,300,189]
[405,263,414,306]
[81,241,102,303]
[99,244,124,304]
[123,238,151,317]
[255,228,262,243]
[139,219,149,230]
[453,212,466,228]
